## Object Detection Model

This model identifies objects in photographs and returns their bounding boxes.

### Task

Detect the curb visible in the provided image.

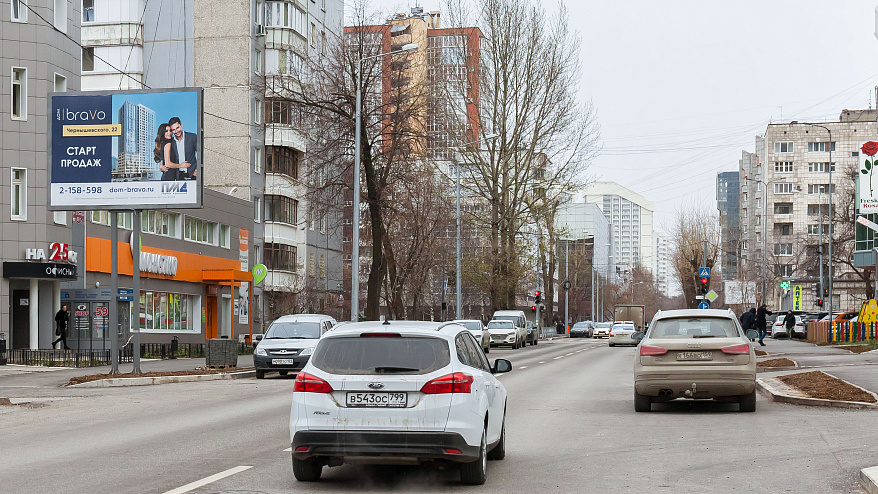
[67,370,256,388]
[861,466,878,494]
[756,374,878,410]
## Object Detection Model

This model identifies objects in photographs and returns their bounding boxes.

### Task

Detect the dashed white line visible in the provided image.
[162,466,253,494]
[566,353,574,356]
[538,361,545,364]
[520,366,528,369]
[553,356,564,360]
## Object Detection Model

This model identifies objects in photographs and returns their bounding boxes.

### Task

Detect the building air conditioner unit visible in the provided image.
[255,24,266,36]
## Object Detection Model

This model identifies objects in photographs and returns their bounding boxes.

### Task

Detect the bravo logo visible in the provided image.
[56,108,107,121]
[162,182,188,193]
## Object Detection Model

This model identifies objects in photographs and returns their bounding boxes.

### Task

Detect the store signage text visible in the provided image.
[140,252,178,276]
[25,243,78,263]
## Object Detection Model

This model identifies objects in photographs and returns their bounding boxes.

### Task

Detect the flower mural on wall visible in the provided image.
[861,141,878,196]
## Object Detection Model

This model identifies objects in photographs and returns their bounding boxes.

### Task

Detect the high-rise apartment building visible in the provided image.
[717,170,741,280]
[555,202,612,278]
[738,111,878,309]
[653,233,673,296]
[583,182,655,280]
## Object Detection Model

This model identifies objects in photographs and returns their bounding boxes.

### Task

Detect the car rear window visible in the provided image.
[650,317,739,338]
[264,322,321,339]
[310,336,451,375]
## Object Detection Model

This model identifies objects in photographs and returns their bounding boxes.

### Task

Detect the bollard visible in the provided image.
[170,336,178,360]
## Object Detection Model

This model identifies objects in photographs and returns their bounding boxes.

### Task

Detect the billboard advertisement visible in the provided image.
[49,88,203,210]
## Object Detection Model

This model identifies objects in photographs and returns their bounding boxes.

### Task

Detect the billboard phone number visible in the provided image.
[57,186,103,194]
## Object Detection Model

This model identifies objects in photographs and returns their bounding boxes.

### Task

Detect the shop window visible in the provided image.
[139,291,198,332]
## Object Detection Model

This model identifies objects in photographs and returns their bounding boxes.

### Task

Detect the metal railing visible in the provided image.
[6,349,132,368]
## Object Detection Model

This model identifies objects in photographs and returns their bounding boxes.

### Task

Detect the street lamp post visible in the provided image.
[351,42,418,322]
[804,123,833,323]
[452,133,499,320]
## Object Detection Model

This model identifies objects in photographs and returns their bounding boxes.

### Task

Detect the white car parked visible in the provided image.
[608,323,637,347]
[771,314,805,339]
[487,319,521,348]
[289,321,511,485]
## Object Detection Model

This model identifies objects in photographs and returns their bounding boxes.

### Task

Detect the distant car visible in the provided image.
[608,323,637,347]
[289,320,511,484]
[491,310,528,347]
[570,321,594,338]
[254,314,337,379]
[453,319,490,354]
[488,320,520,348]
[801,313,826,324]
[771,315,805,339]
[593,322,612,338]
[632,308,757,412]
[819,311,858,323]
[525,321,539,346]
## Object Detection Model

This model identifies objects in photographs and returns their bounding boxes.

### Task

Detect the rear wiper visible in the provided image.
[373,366,420,373]
[692,335,716,338]
[264,336,285,339]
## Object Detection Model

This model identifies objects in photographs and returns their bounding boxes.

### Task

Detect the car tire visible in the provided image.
[292,457,322,481]
[255,370,265,379]
[533,338,538,346]
[279,371,288,376]
[739,390,757,412]
[459,429,488,485]
[609,342,615,347]
[634,391,651,412]
[487,415,506,461]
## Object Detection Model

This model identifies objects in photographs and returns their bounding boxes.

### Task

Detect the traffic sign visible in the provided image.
[698,301,710,309]
[563,280,571,290]
[699,267,710,277]
[705,289,719,303]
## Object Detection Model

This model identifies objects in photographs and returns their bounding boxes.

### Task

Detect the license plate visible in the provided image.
[346,392,407,408]
[677,352,713,361]
[272,358,297,365]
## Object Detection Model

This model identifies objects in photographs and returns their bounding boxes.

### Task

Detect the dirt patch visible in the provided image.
[757,358,795,367]
[834,345,876,354]
[777,371,877,403]
[67,367,248,386]
[754,349,768,356]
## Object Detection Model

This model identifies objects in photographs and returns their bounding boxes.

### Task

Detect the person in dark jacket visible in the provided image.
[740,308,756,341]
[755,304,773,346]
[783,310,797,339]
[52,305,70,350]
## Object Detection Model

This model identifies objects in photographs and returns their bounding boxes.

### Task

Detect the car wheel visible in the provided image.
[279,371,288,376]
[459,429,487,485]
[739,390,757,412]
[609,342,615,347]
[533,337,538,346]
[634,391,651,412]
[292,457,322,481]
[255,370,265,379]
[487,415,506,461]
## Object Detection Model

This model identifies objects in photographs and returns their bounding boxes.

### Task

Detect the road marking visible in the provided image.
[538,361,545,364]
[519,366,528,369]
[553,356,564,360]
[283,447,292,452]
[162,466,253,494]
[566,353,574,356]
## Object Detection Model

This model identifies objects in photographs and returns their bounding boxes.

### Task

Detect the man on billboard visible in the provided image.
[169,117,198,180]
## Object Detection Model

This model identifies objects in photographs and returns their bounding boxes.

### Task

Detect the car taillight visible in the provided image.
[721,344,751,355]
[420,372,473,394]
[609,332,614,337]
[639,345,668,356]
[294,372,333,393]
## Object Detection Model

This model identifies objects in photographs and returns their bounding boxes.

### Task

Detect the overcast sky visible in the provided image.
[360,0,878,232]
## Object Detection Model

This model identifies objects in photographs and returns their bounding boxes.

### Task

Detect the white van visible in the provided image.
[491,310,528,348]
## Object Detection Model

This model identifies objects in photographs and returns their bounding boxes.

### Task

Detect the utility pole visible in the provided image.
[565,240,569,335]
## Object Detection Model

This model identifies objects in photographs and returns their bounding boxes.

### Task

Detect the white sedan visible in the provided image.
[289,321,511,485]
[608,323,637,346]
[772,315,805,339]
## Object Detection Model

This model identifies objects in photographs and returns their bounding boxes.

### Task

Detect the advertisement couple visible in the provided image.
[153,117,197,181]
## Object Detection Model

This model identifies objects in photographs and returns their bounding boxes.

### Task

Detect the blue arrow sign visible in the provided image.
[699,267,710,277]
[698,301,710,309]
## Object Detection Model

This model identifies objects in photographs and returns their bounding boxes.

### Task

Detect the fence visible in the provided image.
[6,342,256,368]
[806,321,878,344]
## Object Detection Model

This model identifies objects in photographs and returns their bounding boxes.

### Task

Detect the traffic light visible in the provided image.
[816,299,823,307]
[699,277,709,295]
[534,290,542,304]
[531,305,536,312]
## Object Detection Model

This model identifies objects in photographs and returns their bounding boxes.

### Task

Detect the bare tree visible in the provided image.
[670,204,721,308]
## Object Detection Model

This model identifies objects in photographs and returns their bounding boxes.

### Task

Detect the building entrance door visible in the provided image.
[11,290,30,349]
[205,296,217,339]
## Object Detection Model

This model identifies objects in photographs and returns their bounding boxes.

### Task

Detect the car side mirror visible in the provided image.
[631,332,645,343]
[491,358,512,374]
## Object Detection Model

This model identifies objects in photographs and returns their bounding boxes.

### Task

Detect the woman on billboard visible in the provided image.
[153,123,189,181]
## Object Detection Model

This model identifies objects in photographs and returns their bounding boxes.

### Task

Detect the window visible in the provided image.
[774,243,793,256]
[11,67,26,120]
[775,223,792,236]
[265,1,305,33]
[808,204,829,216]
[82,47,95,72]
[757,182,763,192]
[54,211,67,225]
[741,241,748,250]
[808,162,835,172]
[265,98,303,126]
[808,224,829,235]
[255,49,262,74]
[253,146,262,174]
[774,182,793,194]
[808,142,836,152]
[310,23,317,47]
[254,197,262,222]
[254,98,263,124]
[756,198,762,209]
[219,225,230,248]
[755,215,761,226]
[774,202,793,215]
[774,264,794,277]
[319,215,326,234]
[139,291,198,332]
[265,194,298,224]
[11,168,26,220]
[54,73,67,92]
[308,252,315,277]
[265,145,299,177]
[11,0,27,22]
[91,211,133,228]
[83,0,94,21]
[183,216,217,244]
[321,31,326,55]
[774,162,793,173]
[774,141,794,153]
[54,0,66,31]
[808,184,836,195]
[319,254,325,278]
[141,210,178,237]
[265,242,297,271]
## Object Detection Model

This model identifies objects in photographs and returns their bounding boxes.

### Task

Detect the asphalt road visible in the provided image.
[1,337,876,493]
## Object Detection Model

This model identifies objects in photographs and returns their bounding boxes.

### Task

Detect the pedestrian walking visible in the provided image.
[783,310,797,339]
[755,304,773,346]
[556,320,564,335]
[52,305,70,350]
[740,307,756,341]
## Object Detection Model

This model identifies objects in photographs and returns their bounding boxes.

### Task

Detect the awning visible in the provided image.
[202,269,252,283]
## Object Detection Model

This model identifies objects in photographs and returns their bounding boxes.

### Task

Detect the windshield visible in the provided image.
[264,321,322,339]
[488,321,514,329]
[573,323,590,329]
[310,336,450,375]
[650,317,739,338]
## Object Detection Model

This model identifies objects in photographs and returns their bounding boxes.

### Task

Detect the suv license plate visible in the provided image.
[677,352,713,361]
[346,392,407,408]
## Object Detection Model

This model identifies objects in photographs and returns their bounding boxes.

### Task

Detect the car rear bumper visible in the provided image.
[253,354,309,371]
[291,430,480,463]
[635,370,756,398]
